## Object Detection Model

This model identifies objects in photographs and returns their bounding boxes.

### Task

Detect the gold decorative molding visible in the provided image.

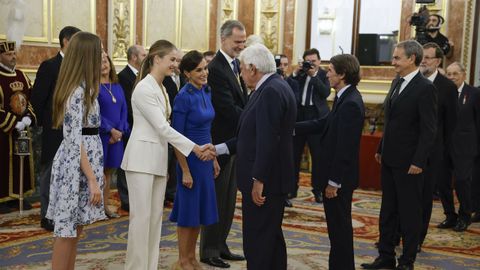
[221,0,238,23]
[254,0,284,53]
[109,0,135,62]
[462,0,474,78]
[0,0,48,43]
[51,0,96,43]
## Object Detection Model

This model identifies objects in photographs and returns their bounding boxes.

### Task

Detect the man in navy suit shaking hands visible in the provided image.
[295,54,365,270]
[224,43,297,270]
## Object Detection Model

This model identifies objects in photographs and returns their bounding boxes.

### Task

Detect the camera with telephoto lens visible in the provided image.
[301,61,314,71]
[409,5,430,44]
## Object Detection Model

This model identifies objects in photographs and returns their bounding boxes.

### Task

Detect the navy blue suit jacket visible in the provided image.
[378,72,437,169]
[234,74,297,195]
[295,86,365,190]
[31,52,63,164]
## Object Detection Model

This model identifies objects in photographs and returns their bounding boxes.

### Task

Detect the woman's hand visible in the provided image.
[182,172,194,189]
[110,128,123,143]
[88,178,102,206]
[214,158,221,178]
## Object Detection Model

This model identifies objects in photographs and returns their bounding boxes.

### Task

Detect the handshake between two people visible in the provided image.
[192,144,216,161]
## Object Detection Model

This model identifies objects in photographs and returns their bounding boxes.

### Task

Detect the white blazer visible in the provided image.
[121,74,194,176]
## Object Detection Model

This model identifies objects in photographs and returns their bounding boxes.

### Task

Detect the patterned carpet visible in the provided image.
[1,173,480,269]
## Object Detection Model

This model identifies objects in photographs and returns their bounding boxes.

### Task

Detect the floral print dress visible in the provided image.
[46,85,107,237]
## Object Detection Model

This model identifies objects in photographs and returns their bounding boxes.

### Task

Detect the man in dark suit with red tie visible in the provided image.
[295,54,365,270]
[200,20,247,268]
[116,44,146,212]
[417,42,457,248]
[232,43,296,270]
[362,40,437,270]
[291,48,331,203]
[436,62,480,231]
[31,26,80,231]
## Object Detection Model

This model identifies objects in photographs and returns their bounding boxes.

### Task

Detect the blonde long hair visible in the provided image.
[135,39,176,86]
[52,32,102,128]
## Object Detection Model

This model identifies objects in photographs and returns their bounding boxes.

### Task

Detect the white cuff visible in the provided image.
[215,143,230,156]
[328,180,341,188]
[15,121,26,131]
[22,116,32,127]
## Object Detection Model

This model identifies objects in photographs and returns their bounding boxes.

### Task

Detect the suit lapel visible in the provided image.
[217,51,247,105]
[393,73,421,104]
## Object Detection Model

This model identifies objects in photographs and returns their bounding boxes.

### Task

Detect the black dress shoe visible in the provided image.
[396,264,414,270]
[361,256,396,269]
[314,193,323,203]
[200,257,230,268]
[453,219,470,232]
[41,218,54,231]
[471,212,480,223]
[285,199,293,207]
[437,217,457,229]
[220,252,245,261]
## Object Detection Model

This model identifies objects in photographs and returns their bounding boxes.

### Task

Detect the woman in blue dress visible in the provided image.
[47,31,106,270]
[98,55,129,218]
[169,50,220,270]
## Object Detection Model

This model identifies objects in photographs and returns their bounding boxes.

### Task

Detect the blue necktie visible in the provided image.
[232,60,239,77]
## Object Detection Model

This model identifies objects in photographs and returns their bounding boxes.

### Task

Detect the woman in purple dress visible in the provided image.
[98,55,129,218]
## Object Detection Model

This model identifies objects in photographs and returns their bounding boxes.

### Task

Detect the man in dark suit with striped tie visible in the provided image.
[362,40,437,270]
[200,19,247,268]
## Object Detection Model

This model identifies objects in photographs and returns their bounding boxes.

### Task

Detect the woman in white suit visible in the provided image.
[121,39,214,270]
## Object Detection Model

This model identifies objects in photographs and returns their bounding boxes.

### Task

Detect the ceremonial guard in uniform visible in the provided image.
[0,41,36,212]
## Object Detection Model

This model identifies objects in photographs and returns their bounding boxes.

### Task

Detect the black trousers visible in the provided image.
[39,161,53,219]
[324,188,355,270]
[438,154,473,221]
[378,164,423,265]
[471,156,480,213]
[200,156,237,259]
[419,154,442,245]
[241,192,287,270]
[116,136,130,207]
[165,145,177,201]
[293,105,322,195]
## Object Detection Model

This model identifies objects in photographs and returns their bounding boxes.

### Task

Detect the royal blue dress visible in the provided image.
[98,83,129,168]
[169,83,218,227]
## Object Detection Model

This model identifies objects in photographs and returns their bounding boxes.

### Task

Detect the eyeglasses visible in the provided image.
[423,56,439,61]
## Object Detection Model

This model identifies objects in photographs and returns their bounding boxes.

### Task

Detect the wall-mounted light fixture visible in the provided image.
[318,7,335,35]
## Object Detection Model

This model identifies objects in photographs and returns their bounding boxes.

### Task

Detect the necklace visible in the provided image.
[102,83,117,103]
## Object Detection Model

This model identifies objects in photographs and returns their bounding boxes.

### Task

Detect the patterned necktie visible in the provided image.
[390,77,405,103]
[232,59,241,87]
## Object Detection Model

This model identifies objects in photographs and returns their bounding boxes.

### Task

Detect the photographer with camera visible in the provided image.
[425,14,452,56]
[291,48,331,204]
[410,6,452,57]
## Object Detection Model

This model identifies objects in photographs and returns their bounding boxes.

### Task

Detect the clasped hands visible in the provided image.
[109,128,123,144]
[193,143,216,161]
